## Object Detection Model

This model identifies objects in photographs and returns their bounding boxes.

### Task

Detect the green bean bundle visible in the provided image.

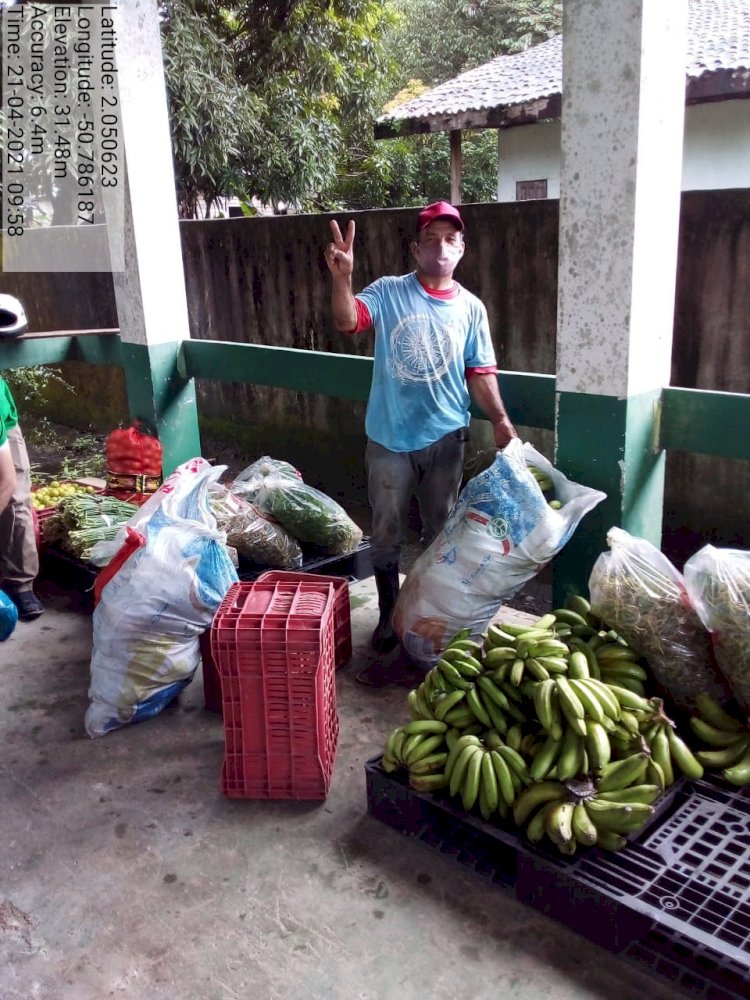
[43,494,138,561]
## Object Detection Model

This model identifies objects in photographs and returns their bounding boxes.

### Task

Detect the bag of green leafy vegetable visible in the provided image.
[208,483,303,569]
[589,527,730,711]
[684,546,750,716]
[256,474,363,555]
[230,455,302,504]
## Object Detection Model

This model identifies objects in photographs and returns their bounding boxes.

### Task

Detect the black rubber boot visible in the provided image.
[371,563,400,653]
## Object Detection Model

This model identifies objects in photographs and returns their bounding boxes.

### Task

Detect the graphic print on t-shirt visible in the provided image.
[389,312,462,384]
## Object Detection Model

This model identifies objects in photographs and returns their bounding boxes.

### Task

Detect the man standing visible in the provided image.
[325,201,516,675]
[0,297,44,621]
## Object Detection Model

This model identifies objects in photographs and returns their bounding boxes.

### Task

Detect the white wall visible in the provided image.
[497,120,561,202]
[497,99,750,201]
[681,100,750,191]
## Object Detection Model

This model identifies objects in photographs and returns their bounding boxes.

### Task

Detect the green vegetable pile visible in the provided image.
[43,494,138,562]
[255,475,363,556]
[209,484,302,569]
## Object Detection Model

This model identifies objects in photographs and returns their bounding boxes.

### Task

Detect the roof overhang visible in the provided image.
[375,67,750,140]
[686,66,750,103]
[374,94,562,139]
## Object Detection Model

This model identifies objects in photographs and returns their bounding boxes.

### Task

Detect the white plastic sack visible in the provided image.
[393,439,606,664]
[85,459,239,737]
[89,456,220,567]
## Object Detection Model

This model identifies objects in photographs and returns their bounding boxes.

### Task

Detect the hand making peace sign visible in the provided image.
[325,219,355,279]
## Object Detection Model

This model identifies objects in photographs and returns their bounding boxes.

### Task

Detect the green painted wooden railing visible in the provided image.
[1,331,749,461]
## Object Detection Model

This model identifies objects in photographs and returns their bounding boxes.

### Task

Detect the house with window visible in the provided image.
[375,0,750,202]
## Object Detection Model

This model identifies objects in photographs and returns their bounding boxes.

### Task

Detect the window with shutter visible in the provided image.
[516,179,548,201]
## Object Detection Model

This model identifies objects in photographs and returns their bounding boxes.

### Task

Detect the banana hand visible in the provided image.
[513,780,566,826]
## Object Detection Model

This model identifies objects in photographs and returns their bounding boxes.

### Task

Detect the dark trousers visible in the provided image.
[366,428,468,570]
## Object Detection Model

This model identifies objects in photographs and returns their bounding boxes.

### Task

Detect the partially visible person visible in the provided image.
[324,201,516,681]
[0,301,44,621]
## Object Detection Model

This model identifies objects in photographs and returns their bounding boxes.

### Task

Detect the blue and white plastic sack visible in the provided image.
[85,458,238,737]
[393,439,606,664]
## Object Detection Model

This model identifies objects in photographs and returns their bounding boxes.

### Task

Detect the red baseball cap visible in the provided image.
[416,200,464,233]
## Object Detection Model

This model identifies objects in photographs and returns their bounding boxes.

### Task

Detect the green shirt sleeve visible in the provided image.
[0,378,19,448]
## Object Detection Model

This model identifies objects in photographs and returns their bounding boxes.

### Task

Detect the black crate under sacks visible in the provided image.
[365,758,750,1000]
[210,579,339,800]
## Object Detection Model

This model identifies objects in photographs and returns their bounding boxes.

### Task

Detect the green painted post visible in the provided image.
[554,390,666,600]
[120,343,201,471]
[553,0,689,605]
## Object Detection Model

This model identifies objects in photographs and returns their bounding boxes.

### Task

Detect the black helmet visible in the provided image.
[0,294,27,337]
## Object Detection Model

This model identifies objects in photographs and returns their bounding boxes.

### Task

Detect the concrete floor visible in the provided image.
[0,574,686,1000]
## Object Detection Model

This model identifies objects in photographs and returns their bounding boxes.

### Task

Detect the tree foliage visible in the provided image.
[381,0,562,87]
[159,0,562,215]
[161,2,261,217]
[324,0,561,209]
[161,0,394,216]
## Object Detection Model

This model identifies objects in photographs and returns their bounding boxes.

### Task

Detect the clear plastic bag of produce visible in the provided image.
[229,455,302,504]
[85,459,238,737]
[255,474,363,555]
[684,545,750,715]
[588,527,730,711]
[208,482,303,569]
[393,439,606,664]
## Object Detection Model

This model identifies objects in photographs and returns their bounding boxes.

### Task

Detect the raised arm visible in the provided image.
[324,219,358,333]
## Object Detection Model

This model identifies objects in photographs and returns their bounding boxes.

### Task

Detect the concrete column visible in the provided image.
[553,0,688,598]
[108,0,201,475]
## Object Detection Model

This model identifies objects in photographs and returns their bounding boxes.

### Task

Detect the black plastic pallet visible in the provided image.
[237,539,373,582]
[40,539,373,613]
[365,755,750,1000]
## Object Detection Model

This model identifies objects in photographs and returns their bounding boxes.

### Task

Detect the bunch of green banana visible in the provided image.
[431,668,516,733]
[532,674,621,735]
[483,617,572,688]
[594,643,649,697]
[556,595,651,692]
[378,590,710,861]
[382,719,450,791]
[527,462,554,494]
[690,693,750,786]
[445,733,529,818]
[638,701,704,783]
[513,752,659,855]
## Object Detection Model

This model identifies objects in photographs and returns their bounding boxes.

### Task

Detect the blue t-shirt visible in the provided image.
[356,272,497,452]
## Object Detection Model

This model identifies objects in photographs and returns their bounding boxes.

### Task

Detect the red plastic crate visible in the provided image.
[211,579,339,800]
[200,571,351,716]
[256,570,352,669]
[199,631,223,714]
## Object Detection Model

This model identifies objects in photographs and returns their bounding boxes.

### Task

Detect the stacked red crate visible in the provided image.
[210,578,339,800]
[256,570,352,669]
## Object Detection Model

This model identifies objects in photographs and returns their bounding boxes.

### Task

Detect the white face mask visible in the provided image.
[413,234,464,277]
